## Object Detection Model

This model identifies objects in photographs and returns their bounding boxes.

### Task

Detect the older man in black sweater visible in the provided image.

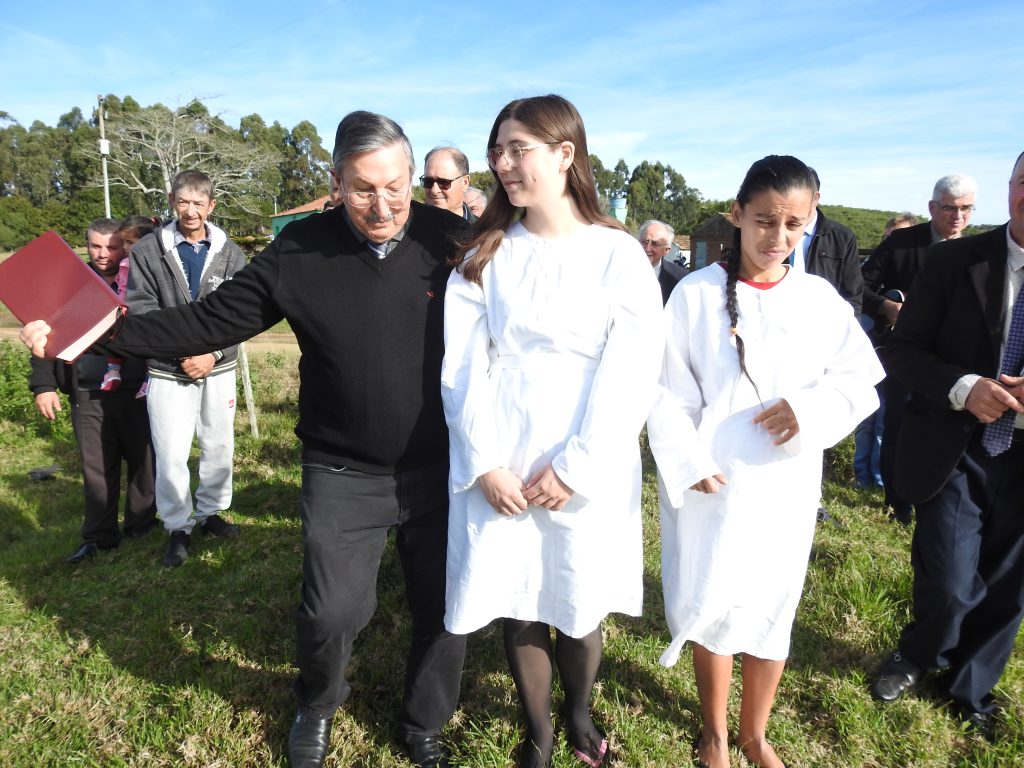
[23,111,467,768]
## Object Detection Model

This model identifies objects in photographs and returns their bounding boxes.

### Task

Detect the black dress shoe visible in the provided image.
[66,542,100,563]
[405,734,449,768]
[199,513,240,538]
[888,506,913,526]
[871,650,922,702]
[288,708,333,767]
[162,531,190,568]
[954,705,997,741]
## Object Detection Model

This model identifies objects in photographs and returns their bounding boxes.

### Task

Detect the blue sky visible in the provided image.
[2,0,1020,227]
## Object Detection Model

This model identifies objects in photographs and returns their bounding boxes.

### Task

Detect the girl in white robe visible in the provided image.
[441,95,663,768]
[648,156,883,768]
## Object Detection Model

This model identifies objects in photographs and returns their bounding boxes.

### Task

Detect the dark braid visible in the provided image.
[725,227,762,405]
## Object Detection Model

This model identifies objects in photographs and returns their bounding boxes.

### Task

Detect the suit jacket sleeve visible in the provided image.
[884,248,977,409]
[860,236,894,322]
[28,356,60,395]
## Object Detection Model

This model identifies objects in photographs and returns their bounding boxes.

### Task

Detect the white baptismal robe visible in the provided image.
[648,264,883,663]
[441,222,664,638]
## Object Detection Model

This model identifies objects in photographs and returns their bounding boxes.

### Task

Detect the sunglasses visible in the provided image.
[419,175,464,190]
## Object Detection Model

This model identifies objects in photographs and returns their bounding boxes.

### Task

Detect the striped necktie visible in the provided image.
[981,276,1024,456]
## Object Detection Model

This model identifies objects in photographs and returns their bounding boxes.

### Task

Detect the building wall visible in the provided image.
[690,214,736,268]
[271,211,317,239]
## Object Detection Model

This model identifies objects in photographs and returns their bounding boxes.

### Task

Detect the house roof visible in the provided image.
[271,195,331,218]
[691,212,737,237]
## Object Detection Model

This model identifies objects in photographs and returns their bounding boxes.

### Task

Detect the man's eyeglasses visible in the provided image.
[420,175,464,190]
[935,204,975,215]
[639,239,670,248]
[486,142,560,170]
[340,186,409,209]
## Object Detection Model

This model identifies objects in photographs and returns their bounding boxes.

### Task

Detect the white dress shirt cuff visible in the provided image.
[949,374,982,410]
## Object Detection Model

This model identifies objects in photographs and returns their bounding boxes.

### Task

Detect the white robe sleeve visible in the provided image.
[780,292,883,453]
[550,246,665,502]
[647,285,722,508]
[441,267,505,492]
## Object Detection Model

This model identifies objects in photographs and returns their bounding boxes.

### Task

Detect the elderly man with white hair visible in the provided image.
[861,173,979,525]
[639,219,686,305]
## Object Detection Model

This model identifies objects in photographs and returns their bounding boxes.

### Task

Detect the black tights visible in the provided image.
[503,619,605,764]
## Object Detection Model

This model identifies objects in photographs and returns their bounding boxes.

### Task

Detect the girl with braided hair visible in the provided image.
[649,155,883,768]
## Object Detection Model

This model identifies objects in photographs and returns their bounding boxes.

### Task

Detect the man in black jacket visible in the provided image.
[786,169,864,525]
[787,169,863,316]
[638,219,687,305]
[28,218,156,563]
[870,154,1022,737]
[860,175,978,523]
[23,112,467,768]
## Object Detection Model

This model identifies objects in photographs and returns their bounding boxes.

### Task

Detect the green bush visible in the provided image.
[0,341,72,443]
[0,196,46,250]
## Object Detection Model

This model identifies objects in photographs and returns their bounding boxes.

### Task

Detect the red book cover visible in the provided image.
[0,231,126,361]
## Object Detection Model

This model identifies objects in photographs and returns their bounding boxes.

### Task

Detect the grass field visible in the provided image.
[0,340,1021,767]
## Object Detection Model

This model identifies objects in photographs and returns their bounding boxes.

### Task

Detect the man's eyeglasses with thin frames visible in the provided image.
[339,186,409,209]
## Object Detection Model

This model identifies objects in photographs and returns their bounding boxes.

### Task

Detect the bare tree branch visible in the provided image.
[89,100,282,219]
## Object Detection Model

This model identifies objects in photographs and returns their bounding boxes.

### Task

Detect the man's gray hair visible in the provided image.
[932,174,978,201]
[171,169,214,200]
[638,219,674,242]
[332,111,415,177]
[424,146,470,177]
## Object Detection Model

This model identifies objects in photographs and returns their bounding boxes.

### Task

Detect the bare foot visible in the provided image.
[696,732,730,768]
[739,735,785,768]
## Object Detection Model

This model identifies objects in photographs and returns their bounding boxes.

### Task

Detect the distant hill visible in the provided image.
[821,204,997,253]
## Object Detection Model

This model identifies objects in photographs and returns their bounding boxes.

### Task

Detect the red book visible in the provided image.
[0,231,126,361]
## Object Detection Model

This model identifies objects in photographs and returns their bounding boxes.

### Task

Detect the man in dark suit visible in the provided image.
[861,175,978,523]
[870,152,1024,737]
[639,219,686,305]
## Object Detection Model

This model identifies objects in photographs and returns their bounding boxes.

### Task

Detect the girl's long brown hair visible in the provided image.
[455,94,625,285]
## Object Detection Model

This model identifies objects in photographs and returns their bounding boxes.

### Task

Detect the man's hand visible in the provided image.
[753,398,800,445]
[690,474,728,494]
[20,320,52,358]
[478,468,529,517]
[523,464,574,511]
[181,353,216,380]
[966,376,1024,423]
[880,298,902,326]
[34,392,61,420]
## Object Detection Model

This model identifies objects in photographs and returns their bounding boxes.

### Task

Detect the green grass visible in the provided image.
[1,340,1022,766]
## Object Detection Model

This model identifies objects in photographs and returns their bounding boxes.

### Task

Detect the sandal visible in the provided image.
[570,731,608,767]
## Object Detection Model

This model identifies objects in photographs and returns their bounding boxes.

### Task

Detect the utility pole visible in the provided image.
[97,95,111,218]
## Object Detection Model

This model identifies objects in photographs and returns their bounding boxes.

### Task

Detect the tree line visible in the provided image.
[2,95,972,254]
[0,95,331,250]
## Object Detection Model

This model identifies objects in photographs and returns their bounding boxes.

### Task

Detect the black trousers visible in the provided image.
[899,433,1024,712]
[293,460,466,737]
[70,389,157,547]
